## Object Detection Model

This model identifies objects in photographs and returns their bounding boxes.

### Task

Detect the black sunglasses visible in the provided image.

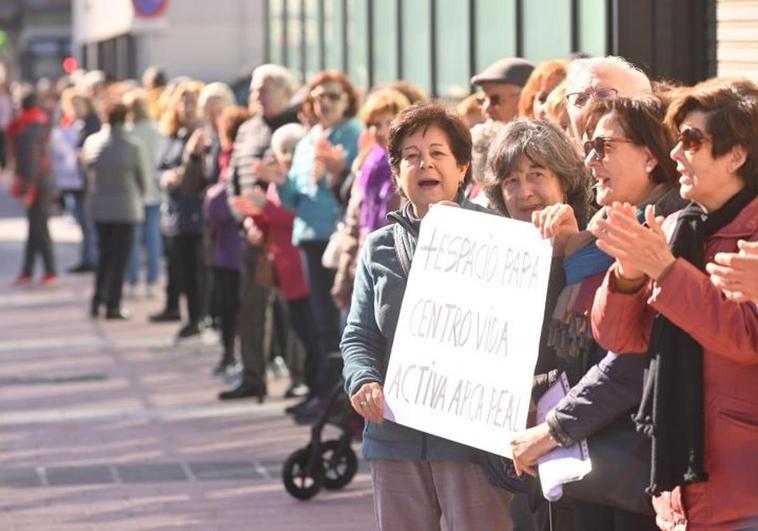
[584,136,636,159]
[678,127,711,152]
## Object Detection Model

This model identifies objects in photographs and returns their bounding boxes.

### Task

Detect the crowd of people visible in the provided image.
[3,51,758,530]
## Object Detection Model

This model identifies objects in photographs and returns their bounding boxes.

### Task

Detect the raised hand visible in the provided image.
[707,239,758,303]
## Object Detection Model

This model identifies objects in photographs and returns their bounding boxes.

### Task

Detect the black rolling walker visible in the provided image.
[282,380,364,500]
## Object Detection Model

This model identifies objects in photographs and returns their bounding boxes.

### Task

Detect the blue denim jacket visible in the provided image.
[341,200,497,462]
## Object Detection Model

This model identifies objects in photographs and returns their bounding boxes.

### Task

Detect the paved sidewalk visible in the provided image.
[0,197,374,530]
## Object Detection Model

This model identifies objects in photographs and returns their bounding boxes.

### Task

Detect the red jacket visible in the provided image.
[591,196,758,530]
[252,184,309,301]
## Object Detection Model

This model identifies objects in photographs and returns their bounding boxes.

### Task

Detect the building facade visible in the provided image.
[72,0,266,83]
[266,0,724,96]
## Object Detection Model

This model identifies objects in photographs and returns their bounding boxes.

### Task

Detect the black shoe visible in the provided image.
[293,398,328,425]
[284,382,309,399]
[90,300,99,318]
[68,263,96,274]
[149,309,181,322]
[218,383,266,403]
[284,396,312,415]
[105,308,130,320]
[176,322,201,340]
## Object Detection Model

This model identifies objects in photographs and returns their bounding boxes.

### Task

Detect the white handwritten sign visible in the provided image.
[383,205,553,458]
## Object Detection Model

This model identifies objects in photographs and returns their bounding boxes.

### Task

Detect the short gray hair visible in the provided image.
[566,55,651,96]
[271,122,307,159]
[251,64,296,95]
[483,118,593,227]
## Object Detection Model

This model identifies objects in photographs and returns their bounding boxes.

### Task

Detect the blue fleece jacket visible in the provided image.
[341,200,498,462]
[278,118,363,244]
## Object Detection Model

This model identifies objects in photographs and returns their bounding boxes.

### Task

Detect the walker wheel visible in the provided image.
[321,439,358,490]
[282,447,324,500]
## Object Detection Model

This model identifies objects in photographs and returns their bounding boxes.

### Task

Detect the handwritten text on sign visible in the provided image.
[383,206,552,458]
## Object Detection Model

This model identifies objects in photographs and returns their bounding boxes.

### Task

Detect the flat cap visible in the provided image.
[471,57,535,87]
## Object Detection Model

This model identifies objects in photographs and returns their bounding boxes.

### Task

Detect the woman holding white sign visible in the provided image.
[341,103,513,530]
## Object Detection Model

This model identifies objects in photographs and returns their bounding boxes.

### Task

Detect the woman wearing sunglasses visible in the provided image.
[508,97,684,531]
[591,80,758,530]
[273,71,363,404]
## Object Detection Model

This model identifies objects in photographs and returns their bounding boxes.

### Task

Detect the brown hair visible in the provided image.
[518,60,568,118]
[123,89,151,122]
[105,101,129,125]
[666,78,758,190]
[388,102,473,188]
[307,70,360,119]
[217,105,251,146]
[584,96,679,186]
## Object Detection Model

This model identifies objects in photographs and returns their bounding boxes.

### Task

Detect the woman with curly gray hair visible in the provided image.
[482,119,592,234]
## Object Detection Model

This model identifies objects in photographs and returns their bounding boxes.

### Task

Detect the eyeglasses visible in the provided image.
[313,91,344,103]
[584,136,636,159]
[566,87,618,108]
[677,127,711,152]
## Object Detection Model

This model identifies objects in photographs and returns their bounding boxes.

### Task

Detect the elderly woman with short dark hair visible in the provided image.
[341,102,513,530]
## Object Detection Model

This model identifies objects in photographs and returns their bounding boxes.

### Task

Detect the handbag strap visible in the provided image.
[393,222,412,278]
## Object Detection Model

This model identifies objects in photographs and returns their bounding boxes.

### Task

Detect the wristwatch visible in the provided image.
[546,410,575,448]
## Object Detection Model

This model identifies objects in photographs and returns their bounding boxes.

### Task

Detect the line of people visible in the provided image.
[4,52,758,531]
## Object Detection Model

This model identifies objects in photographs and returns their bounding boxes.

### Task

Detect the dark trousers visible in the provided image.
[213,266,240,361]
[238,243,268,389]
[93,222,134,310]
[22,191,56,276]
[286,296,320,391]
[573,500,657,531]
[299,240,341,396]
[165,234,203,323]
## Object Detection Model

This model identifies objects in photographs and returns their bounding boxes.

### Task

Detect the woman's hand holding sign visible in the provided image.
[350,382,385,424]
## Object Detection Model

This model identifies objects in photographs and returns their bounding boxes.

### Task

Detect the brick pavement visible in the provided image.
[0,193,374,531]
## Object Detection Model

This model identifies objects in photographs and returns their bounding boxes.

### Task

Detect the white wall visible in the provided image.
[135,0,265,83]
[717,0,758,81]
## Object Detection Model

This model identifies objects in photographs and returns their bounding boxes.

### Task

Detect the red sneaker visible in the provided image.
[13,274,32,286]
[39,274,58,286]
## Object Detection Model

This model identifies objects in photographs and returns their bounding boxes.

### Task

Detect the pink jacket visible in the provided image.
[591,196,758,531]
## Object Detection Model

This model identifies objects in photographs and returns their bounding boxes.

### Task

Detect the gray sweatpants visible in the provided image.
[370,459,513,531]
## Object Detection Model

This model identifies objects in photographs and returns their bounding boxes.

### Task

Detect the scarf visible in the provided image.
[635,186,757,494]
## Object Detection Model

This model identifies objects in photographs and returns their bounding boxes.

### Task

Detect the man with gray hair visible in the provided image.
[218,64,301,401]
[565,55,652,142]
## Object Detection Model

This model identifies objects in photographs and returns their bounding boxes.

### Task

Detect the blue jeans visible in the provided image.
[64,191,97,266]
[127,204,162,285]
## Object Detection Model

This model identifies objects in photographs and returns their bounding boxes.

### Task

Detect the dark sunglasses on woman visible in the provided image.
[584,136,636,159]
[677,127,711,152]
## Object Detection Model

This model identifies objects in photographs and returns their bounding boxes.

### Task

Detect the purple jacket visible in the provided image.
[358,144,394,237]
[204,179,241,270]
